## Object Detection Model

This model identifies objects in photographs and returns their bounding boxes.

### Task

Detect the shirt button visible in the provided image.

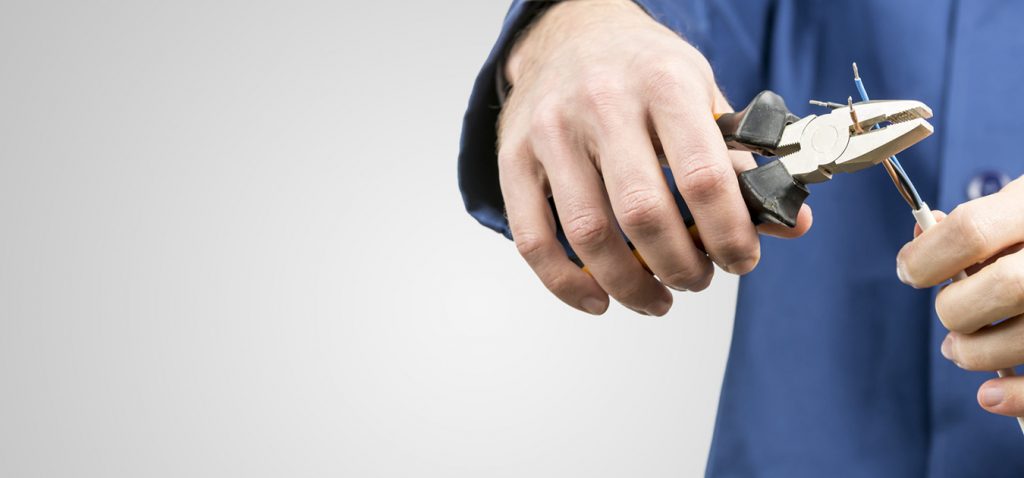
[967,171,1010,200]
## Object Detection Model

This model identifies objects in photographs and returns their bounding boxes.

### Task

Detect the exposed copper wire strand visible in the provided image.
[882,158,915,206]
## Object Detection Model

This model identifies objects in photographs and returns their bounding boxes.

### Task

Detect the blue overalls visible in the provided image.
[458,1,1024,475]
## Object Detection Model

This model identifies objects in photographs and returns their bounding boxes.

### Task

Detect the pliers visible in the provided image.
[703,90,934,228]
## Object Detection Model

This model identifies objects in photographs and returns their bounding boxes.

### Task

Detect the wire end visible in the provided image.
[809,99,843,109]
[852,62,860,80]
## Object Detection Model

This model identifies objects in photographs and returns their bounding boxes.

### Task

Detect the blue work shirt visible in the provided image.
[458,1,1024,476]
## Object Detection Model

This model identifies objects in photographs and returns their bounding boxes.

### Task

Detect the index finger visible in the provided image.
[898,181,1024,287]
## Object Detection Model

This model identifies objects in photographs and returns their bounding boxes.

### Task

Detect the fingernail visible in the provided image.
[648,299,672,317]
[941,335,955,360]
[981,386,1005,407]
[666,284,688,292]
[581,297,606,315]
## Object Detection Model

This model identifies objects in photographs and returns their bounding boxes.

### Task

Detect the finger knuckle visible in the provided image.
[529,101,570,143]
[579,76,628,126]
[646,60,685,84]
[618,187,669,234]
[608,280,650,307]
[695,57,715,84]
[514,232,548,262]
[715,234,761,268]
[496,149,515,169]
[956,340,992,371]
[939,312,971,334]
[678,160,731,203]
[564,209,612,250]
[497,143,528,170]
[662,265,712,291]
[542,271,575,298]
[934,294,962,332]
[951,203,993,255]
[643,62,692,102]
[999,257,1024,308]
[581,74,626,105]
[497,99,523,137]
[680,44,714,75]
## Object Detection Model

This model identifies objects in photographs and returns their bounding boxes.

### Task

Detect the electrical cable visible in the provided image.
[852,63,924,210]
[853,63,1024,436]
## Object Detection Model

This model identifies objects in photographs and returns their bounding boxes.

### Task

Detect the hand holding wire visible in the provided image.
[897,194,1024,432]
[853,63,1024,434]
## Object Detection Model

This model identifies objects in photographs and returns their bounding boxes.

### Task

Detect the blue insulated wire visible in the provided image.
[854,66,924,208]
[855,77,870,103]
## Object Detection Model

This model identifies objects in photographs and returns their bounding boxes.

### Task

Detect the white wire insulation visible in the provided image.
[913,203,1024,434]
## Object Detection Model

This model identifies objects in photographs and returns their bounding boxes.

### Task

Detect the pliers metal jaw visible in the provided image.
[777,99,934,184]
[711,91,934,227]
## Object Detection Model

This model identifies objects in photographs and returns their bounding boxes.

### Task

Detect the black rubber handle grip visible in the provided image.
[715,90,799,156]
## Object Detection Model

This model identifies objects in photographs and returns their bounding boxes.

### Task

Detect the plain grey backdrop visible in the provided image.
[0,1,739,476]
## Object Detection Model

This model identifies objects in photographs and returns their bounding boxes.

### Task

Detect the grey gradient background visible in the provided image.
[0,1,738,476]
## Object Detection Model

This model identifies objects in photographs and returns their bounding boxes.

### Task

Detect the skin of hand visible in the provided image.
[497,0,813,317]
[897,176,1024,417]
